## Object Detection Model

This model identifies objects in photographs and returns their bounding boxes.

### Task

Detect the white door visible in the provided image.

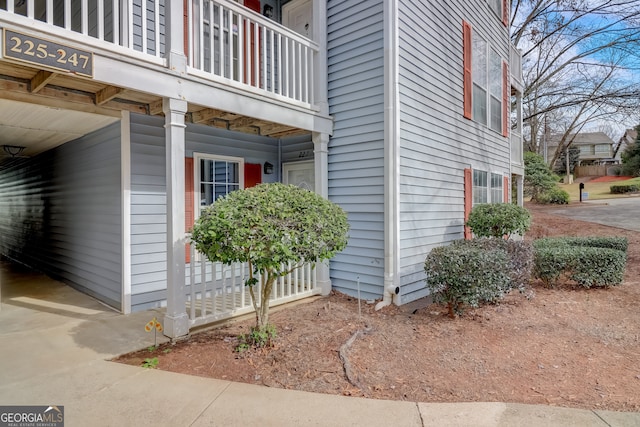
[283,161,314,192]
[282,0,312,38]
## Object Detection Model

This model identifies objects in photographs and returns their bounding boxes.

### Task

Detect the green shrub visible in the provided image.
[466,203,531,238]
[533,236,628,288]
[536,187,570,204]
[533,236,628,252]
[451,238,534,290]
[610,184,640,194]
[424,240,511,317]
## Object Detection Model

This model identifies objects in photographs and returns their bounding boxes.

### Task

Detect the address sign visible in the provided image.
[2,29,93,77]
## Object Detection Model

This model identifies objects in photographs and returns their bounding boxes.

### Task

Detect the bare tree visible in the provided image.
[511,0,640,162]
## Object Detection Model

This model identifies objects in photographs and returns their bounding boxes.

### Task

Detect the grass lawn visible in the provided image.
[559,177,640,202]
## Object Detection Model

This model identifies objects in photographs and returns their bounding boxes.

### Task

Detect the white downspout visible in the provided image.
[376,0,400,311]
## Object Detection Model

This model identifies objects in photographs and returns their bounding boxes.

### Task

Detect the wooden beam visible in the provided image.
[0,78,131,117]
[228,116,257,129]
[30,70,57,93]
[148,99,164,115]
[96,85,125,105]
[191,108,227,123]
[259,123,298,136]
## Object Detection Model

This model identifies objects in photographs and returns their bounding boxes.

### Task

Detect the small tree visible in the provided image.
[524,151,558,202]
[190,183,349,342]
[621,125,640,177]
[466,203,531,238]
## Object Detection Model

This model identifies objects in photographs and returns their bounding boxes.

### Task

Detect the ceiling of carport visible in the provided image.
[0,98,119,159]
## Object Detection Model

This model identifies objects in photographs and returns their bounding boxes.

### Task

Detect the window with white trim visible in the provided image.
[488,0,502,20]
[490,172,503,202]
[473,170,488,204]
[195,153,244,217]
[473,170,504,205]
[471,32,503,133]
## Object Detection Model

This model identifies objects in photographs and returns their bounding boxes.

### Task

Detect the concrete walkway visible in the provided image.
[1,260,639,426]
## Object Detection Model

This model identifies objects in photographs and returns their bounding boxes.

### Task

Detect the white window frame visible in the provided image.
[488,0,502,21]
[471,32,504,134]
[193,153,244,221]
[473,169,504,205]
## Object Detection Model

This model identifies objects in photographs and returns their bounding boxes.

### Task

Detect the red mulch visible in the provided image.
[589,176,634,183]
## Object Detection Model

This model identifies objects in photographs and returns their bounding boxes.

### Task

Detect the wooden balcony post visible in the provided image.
[163,97,189,339]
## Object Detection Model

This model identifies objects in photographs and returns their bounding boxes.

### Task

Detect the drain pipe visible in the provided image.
[376,0,400,312]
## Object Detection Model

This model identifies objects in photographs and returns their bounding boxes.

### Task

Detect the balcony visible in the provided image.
[510,43,523,94]
[0,0,325,131]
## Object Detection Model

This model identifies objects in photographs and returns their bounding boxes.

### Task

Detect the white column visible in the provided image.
[517,175,524,207]
[312,131,331,295]
[163,97,189,339]
[312,0,328,115]
[166,0,187,74]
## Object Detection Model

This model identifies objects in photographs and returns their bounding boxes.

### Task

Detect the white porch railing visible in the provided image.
[187,0,318,106]
[0,0,165,58]
[511,131,523,165]
[510,43,523,91]
[1,0,319,107]
[186,245,319,328]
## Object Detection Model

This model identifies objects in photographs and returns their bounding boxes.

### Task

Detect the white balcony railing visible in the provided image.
[511,131,523,165]
[0,0,164,58]
[510,43,523,90]
[187,0,317,106]
[1,0,319,107]
[186,246,319,328]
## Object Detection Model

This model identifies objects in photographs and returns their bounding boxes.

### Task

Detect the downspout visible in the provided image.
[375,0,400,311]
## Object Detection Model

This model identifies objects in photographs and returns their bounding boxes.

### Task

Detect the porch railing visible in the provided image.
[510,43,523,90]
[186,245,319,328]
[0,0,319,107]
[511,131,523,165]
[187,0,318,106]
[0,0,165,58]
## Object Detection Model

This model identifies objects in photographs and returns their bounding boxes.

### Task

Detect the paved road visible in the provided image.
[547,197,640,232]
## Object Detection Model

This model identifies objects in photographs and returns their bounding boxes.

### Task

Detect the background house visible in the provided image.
[547,132,617,170]
[614,128,638,163]
[0,0,523,337]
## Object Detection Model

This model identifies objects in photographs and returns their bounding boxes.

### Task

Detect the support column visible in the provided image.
[312,0,329,116]
[516,175,524,207]
[313,131,331,295]
[163,97,189,339]
[166,0,187,74]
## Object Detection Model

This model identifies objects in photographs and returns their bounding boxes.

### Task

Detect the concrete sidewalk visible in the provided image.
[1,261,639,426]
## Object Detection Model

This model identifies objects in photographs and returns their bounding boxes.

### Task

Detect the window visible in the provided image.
[473,170,503,205]
[464,22,505,134]
[472,33,487,125]
[595,144,611,154]
[195,153,244,217]
[490,172,503,202]
[473,170,488,204]
[489,49,503,133]
[489,0,502,20]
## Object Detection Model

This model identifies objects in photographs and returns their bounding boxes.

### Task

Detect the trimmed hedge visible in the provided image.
[610,184,640,194]
[533,237,628,288]
[536,187,570,204]
[425,239,533,317]
[533,236,628,252]
[466,203,531,238]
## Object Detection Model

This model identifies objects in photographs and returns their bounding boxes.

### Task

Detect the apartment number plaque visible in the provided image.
[2,29,93,77]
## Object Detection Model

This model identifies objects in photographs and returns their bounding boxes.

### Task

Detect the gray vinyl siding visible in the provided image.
[129,113,279,311]
[327,0,385,300]
[0,123,122,309]
[396,0,511,304]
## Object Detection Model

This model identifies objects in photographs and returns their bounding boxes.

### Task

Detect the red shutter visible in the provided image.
[504,176,509,203]
[464,168,473,240]
[502,0,509,27]
[502,61,509,137]
[244,163,262,188]
[185,157,194,263]
[462,21,472,120]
